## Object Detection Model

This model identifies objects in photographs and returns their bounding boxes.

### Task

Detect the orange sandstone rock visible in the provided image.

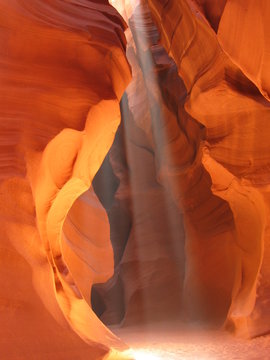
[218,0,270,101]
[148,0,270,336]
[0,0,132,358]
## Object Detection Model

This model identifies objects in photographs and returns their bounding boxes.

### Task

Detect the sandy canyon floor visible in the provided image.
[112,323,270,360]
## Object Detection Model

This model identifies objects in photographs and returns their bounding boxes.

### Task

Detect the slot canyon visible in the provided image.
[1,0,270,359]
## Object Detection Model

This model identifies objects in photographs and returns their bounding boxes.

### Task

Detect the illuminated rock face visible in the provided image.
[1,0,270,358]
[191,0,227,32]
[93,103,186,325]
[91,4,186,326]
[97,0,234,328]
[0,0,131,358]
[147,0,270,337]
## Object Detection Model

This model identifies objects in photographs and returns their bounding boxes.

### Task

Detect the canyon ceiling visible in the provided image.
[0,0,270,359]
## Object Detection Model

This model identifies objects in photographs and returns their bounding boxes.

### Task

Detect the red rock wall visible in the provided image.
[0,1,132,358]
[2,2,270,359]
[148,0,270,337]
[93,0,234,327]
[126,2,235,325]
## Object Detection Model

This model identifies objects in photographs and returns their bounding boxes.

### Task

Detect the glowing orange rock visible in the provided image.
[218,0,270,101]
[148,0,270,337]
[192,0,227,32]
[0,0,132,358]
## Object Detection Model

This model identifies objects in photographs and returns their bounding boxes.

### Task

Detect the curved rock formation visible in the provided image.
[2,0,270,358]
[0,0,132,358]
[89,1,187,326]
[148,0,270,337]
[218,0,270,101]
[125,1,235,325]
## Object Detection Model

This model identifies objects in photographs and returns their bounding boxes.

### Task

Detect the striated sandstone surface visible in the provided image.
[91,0,234,329]
[0,0,132,359]
[2,0,270,358]
[148,0,270,337]
[90,0,270,339]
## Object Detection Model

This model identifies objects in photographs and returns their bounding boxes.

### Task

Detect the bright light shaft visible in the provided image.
[131,349,161,360]
[128,347,213,360]
[128,349,213,360]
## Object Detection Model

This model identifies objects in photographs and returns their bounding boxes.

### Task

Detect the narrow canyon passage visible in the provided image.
[90,0,270,358]
[1,0,270,359]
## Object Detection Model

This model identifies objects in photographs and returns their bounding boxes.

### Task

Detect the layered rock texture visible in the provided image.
[94,0,270,340]
[91,3,186,326]
[1,0,270,359]
[0,1,132,359]
[147,0,270,337]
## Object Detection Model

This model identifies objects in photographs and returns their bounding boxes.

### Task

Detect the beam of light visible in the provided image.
[124,0,187,263]
[109,0,186,308]
[131,349,161,360]
[123,347,217,360]
[123,347,213,360]
[122,348,162,360]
